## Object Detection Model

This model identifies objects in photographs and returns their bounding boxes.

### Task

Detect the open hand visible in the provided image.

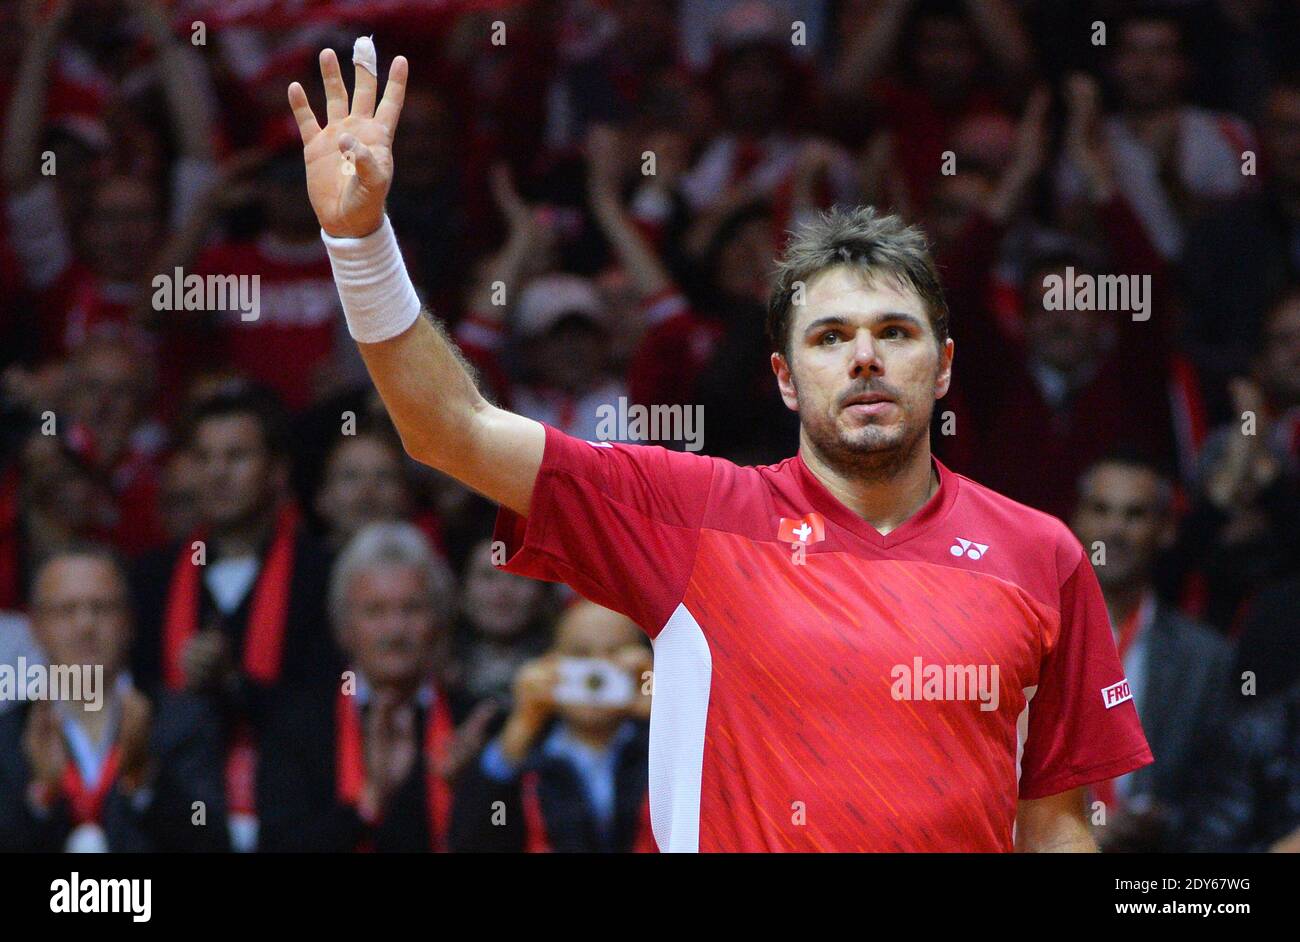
[287,43,409,238]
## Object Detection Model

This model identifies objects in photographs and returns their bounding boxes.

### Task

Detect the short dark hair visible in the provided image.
[1115,7,1187,50]
[1077,447,1175,514]
[767,206,950,357]
[180,382,291,457]
[28,542,129,602]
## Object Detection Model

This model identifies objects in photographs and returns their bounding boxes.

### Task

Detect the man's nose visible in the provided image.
[71,605,101,639]
[204,457,232,480]
[849,336,883,376]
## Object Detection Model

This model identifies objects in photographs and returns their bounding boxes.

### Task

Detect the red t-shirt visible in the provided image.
[495,426,1153,852]
[195,238,340,411]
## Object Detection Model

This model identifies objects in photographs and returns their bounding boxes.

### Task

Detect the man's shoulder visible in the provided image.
[945,464,1084,574]
[1153,604,1233,658]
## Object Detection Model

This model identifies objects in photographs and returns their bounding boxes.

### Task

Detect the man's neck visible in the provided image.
[212,512,276,560]
[371,675,421,706]
[1104,583,1151,631]
[361,670,423,710]
[65,679,120,743]
[800,436,938,536]
[1121,106,1181,148]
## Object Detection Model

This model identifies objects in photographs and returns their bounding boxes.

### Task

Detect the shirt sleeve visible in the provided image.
[493,423,717,636]
[1018,551,1155,800]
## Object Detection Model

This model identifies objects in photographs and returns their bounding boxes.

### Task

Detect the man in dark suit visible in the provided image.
[1072,453,1237,851]
[130,383,340,850]
[131,383,340,697]
[256,522,491,852]
[1183,677,1300,852]
[0,546,227,852]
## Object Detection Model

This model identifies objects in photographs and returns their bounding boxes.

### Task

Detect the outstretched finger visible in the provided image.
[350,36,378,118]
[374,55,409,137]
[320,48,349,123]
[287,82,321,145]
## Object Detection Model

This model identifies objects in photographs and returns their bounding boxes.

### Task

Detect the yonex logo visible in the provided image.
[950,537,989,560]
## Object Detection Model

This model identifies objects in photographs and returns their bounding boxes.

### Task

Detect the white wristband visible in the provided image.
[321,215,422,343]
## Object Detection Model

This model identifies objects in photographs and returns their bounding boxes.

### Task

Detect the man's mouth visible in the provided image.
[841,392,897,416]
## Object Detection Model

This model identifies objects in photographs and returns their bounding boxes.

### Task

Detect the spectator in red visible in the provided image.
[1054,8,1255,262]
[257,523,492,852]
[59,335,167,555]
[830,0,1033,210]
[129,383,340,851]
[190,147,360,412]
[678,1,855,219]
[0,429,114,611]
[946,77,1182,518]
[0,546,228,852]
[0,0,217,361]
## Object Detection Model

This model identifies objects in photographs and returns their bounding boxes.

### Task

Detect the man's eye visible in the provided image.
[820,331,841,345]
[882,326,906,339]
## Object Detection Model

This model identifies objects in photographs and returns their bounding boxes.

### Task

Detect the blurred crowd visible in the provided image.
[1,0,1299,853]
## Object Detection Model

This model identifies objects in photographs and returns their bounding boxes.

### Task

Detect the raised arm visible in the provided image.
[129,0,215,163]
[829,0,915,102]
[1,0,71,192]
[585,125,672,300]
[287,42,543,516]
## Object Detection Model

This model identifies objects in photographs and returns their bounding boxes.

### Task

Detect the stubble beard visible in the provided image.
[800,391,933,483]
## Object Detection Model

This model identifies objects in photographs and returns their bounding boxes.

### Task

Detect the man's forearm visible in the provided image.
[355,313,488,468]
[2,20,61,189]
[1015,789,1099,852]
[1019,828,1099,853]
[355,314,543,516]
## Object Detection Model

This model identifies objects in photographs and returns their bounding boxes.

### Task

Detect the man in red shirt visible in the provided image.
[288,41,1152,852]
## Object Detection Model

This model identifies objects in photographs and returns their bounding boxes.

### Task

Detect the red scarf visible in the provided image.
[334,686,454,852]
[521,770,657,853]
[1114,591,1154,663]
[161,505,298,691]
[61,745,122,826]
[0,467,21,611]
[1093,593,1154,811]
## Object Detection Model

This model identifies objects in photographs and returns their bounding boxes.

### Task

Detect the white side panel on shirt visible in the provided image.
[648,603,713,853]
[1012,684,1039,847]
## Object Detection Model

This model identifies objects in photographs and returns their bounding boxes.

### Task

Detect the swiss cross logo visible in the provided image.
[777,513,826,545]
[950,537,989,560]
[1101,679,1133,709]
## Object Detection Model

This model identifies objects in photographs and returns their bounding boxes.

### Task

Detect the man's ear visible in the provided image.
[935,338,954,399]
[772,352,799,412]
